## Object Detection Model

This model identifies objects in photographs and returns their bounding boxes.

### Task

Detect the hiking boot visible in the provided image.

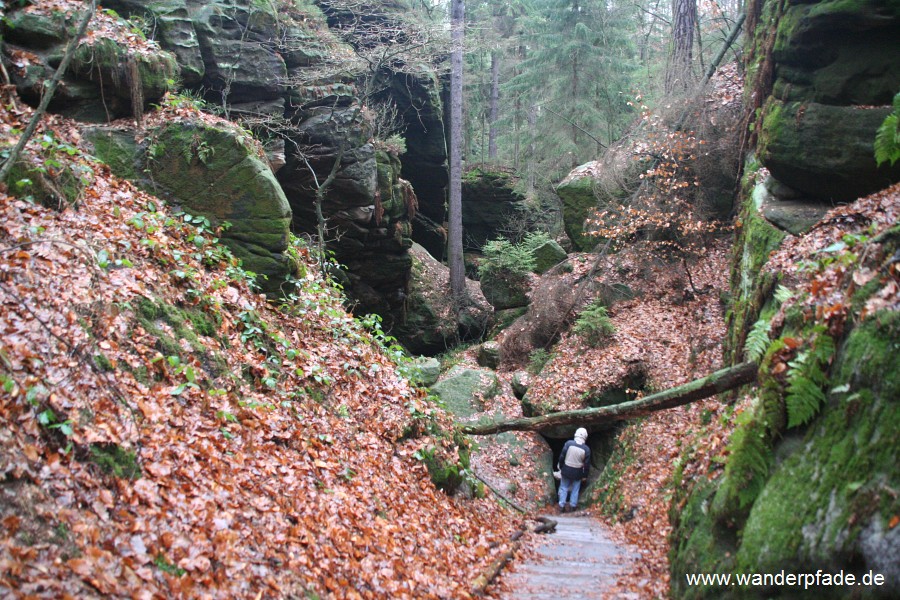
[568,504,577,513]
[556,504,565,514]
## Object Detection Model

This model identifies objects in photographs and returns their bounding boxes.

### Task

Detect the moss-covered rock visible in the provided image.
[555,171,597,251]
[393,244,492,355]
[771,0,900,106]
[531,239,567,274]
[71,38,177,116]
[757,99,900,201]
[2,5,176,122]
[736,312,900,594]
[429,367,500,418]
[476,341,501,370]
[460,168,526,250]
[724,166,786,363]
[101,0,206,85]
[480,269,530,310]
[144,119,293,291]
[82,126,143,181]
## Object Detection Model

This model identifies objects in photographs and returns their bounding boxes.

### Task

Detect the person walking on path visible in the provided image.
[557,427,591,513]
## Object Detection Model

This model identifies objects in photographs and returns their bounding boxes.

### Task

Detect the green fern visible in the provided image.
[785,374,827,428]
[874,91,900,167]
[774,284,793,306]
[744,318,772,362]
[784,332,835,428]
[726,410,773,509]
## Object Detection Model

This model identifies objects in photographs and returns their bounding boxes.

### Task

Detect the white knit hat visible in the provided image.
[574,427,588,443]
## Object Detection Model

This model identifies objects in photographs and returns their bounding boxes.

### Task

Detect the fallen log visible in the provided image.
[462,361,757,435]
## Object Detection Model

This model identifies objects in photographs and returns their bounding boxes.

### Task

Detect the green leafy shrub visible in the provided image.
[572,300,615,347]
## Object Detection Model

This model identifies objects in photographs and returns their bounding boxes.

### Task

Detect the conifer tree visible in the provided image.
[502,0,636,183]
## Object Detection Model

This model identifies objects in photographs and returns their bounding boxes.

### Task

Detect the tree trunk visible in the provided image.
[488,50,500,161]
[448,0,466,300]
[526,103,536,198]
[462,361,757,435]
[666,0,697,93]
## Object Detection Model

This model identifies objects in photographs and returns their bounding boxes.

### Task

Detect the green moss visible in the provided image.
[669,477,738,600]
[591,424,639,517]
[6,159,88,210]
[419,431,472,494]
[711,400,773,526]
[92,353,114,372]
[734,312,900,581]
[88,444,141,479]
[724,180,786,362]
[133,296,227,377]
[555,175,597,251]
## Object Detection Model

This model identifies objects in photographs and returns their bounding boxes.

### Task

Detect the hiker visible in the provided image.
[557,427,591,513]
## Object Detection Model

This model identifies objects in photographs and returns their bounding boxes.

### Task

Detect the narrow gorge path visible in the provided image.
[501,512,638,599]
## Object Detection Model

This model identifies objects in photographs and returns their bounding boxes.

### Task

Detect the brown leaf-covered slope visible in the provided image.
[0,101,520,597]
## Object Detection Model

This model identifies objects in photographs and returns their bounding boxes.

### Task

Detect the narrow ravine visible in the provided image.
[500,512,637,599]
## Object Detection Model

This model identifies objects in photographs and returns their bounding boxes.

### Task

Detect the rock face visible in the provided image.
[555,170,598,252]
[753,0,900,202]
[669,2,900,595]
[395,244,492,355]
[461,168,527,250]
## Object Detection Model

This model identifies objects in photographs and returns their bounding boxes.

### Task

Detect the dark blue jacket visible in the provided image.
[558,440,591,480]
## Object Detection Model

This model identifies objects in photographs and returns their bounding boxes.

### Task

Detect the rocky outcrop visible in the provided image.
[753,0,900,203]
[2,5,177,122]
[429,367,500,418]
[2,0,453,328]
[461,168,526,250]
[480,270,530,311]
[669,2,900,595]
[531,239,567,274]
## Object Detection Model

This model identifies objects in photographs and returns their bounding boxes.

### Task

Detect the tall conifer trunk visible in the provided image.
[448,0,466,300]
[488,50,500,161]
[667,0,697,92]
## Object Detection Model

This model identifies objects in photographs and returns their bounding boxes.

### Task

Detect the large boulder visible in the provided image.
[554,170,597,252]
[750,0,900,202]
[480,270,530,310]
[531,239,567,274]
[770,0,900,106]
[476,341,501,370]
[84,119,294,291]
[393,244,492,355]
[758,100,900,202]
